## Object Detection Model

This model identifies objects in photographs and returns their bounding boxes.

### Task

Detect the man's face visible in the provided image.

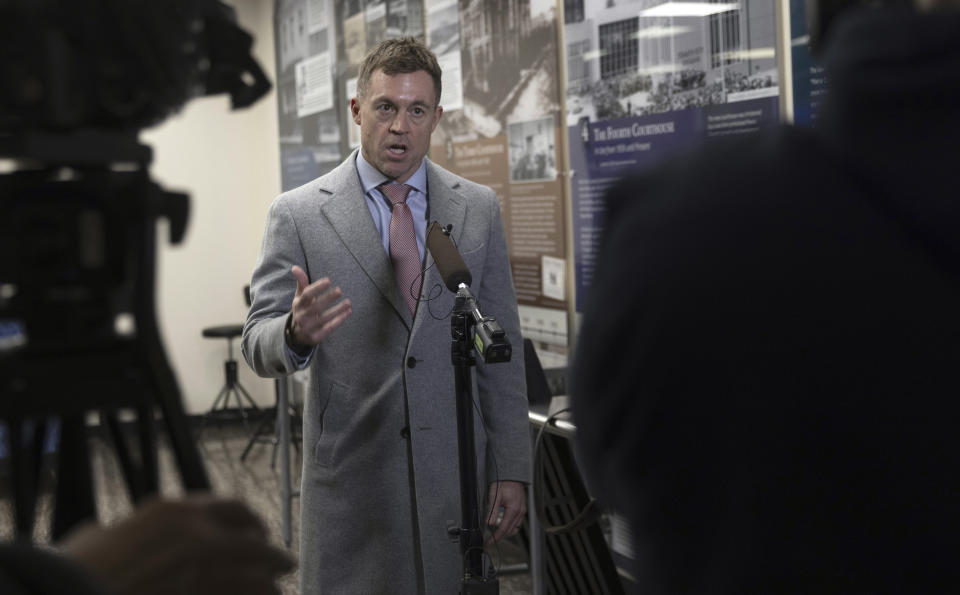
[351,69,443,183]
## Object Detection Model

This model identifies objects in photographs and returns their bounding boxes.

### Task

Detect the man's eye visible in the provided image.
[412,107,424,116]
[377,104,393,113]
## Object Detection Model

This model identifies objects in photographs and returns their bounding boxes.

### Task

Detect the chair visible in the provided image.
[199,323,260,431]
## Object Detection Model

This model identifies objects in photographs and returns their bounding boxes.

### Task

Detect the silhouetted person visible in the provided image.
[571,1,960,593]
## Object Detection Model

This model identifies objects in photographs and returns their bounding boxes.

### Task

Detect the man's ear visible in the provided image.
[350,98,361,125]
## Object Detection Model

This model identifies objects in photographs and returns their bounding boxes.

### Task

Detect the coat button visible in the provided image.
[407,357,417,368]
[400,427,410,439]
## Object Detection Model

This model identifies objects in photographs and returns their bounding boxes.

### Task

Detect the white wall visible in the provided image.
[142,0,280,414]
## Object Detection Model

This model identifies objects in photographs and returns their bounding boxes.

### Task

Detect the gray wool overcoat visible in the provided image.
[242,152,532,595]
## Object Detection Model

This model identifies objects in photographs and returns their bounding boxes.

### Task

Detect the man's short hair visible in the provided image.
[356,37,442,106]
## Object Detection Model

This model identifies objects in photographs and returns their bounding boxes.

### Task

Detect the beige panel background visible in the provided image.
[142,0,281,414]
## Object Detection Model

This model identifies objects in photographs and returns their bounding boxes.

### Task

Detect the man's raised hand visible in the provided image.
[288,265,352,349]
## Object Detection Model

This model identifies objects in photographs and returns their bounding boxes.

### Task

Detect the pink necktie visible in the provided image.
[380,183,421,315]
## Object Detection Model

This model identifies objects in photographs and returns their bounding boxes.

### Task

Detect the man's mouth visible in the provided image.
[387,143,407,156]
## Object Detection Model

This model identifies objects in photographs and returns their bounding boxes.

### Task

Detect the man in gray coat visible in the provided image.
[242,38,531,594]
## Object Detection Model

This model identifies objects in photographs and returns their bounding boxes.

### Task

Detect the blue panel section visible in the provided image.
[280,146,324,192]
[569,97,780,311]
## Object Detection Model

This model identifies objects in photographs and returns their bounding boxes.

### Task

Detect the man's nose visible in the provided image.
[389,111,409,134]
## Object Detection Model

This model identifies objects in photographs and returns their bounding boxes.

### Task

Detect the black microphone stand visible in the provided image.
[449,285,503,595]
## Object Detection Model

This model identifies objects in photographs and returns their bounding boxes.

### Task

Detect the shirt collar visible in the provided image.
[355,149,428,197]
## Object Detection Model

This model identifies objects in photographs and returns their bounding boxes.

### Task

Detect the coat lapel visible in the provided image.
[424,158,468,274]
[317,153,410,323]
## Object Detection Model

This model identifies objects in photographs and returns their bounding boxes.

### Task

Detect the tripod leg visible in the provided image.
[211,384,230,412]
[52,415,96,541]
[230,388,253,432]
[239,414,274,461]
[103,411,147,502]
[140,314,209,491]
[151,375,210,491]
[102,404,159,503]
[8,419,40,540]
[198,384,231,436]
[234,381,261,411]
[136,402,159,496]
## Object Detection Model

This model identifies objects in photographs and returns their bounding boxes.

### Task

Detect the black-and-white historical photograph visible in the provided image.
[433,0,560,144]
[426,0,460,54]
[337,0,423,52]
[508,116,558,182]
[343,10,367,65]
[564,0,779,125]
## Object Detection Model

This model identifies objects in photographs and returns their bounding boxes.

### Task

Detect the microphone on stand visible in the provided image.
[426,221,511,364]
[426,222,471,291]
[426,221,510,591]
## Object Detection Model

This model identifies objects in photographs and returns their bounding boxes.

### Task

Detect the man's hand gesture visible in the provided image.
[287,265,352,350]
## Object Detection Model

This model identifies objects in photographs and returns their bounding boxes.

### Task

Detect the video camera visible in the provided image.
[0,0,270,541]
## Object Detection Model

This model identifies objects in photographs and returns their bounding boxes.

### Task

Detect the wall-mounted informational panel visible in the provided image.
[788,0,826,126]
[426,0,571,367]
[564,0,781,311]
[275,0,344,191]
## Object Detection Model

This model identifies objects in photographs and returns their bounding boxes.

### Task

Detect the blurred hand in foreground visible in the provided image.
[59,496,295,595]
